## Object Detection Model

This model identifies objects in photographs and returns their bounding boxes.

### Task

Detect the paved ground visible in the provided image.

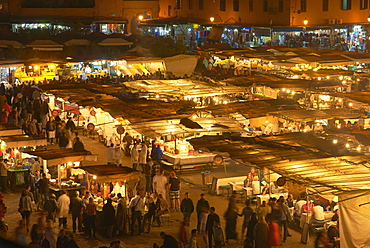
[1,134,315,247]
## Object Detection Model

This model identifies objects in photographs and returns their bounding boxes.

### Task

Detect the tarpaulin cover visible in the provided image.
[163,54,199,77]
[207,26,224,41]
[339,190,370,248]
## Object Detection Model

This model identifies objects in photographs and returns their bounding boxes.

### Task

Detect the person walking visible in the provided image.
[123,133,132,156]
[131,143,139,170]
[57,191,70,229]
[58,132,69,149]
[115,193,127,237]
[180,192,194,222]
[151,145,163,165]
[46,116,56,144]
[206,207,220,248]
[85,197,96,239]
[246,213,258,248]
[102,198,115,238]
[43,194,57,223]
[129,192,144,235]
[107,144,114,165]
[278,197,291,242]
[196,194,209,244]
[81,191,91,235]
[224,191,239,242]
[70,191,83,233]
[213,220,225,248]
[0,159,8,193]
[254,216,269,248]
[19,189,32,231]
[139,141,148,171]
[152,170,167,197]
[168,171,181,211]
[239,200,253,237]
[37,173,49,210]
[143,160,153,192]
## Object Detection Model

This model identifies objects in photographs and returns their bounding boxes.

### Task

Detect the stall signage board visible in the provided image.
[117,126,125,134]
[87,123,95,131]
[52,109,59,117]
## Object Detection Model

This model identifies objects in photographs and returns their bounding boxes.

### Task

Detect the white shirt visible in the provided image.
[152,174,167,192]
[312,205,325,221]
[129,195,144,212]
[295,200,306,216]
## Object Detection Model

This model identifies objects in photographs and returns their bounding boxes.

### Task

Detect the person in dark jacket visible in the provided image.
[180,192,194,222]
[46,117,56,144]
[151,145,163,164]
[102,198,116,238]
[66,233,79,248]
[196,194,210,232]
[65,117,76,133]
[58,132,69,149]
[159,231,178,248]
[43,194,57,222]
[56,229,68,248]
[72,137,85,152]
[206,207,220,248]
[37,173,49,209]
[69,191,82,233]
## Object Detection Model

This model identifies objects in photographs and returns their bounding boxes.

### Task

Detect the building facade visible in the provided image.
[0,0,159,33]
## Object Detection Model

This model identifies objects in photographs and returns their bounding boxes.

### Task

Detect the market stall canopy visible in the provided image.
[269,109,364,122]
[63,39,91,46]
[123,79,245,98]
[189,135,370,194]
[26,40,63,51]
[129,117,245,137]
[0,40,24,48]
[37,83,194,123]
[26,149,97,166]
[0,135,47,148]
[332,92,370,105]
[81,165,141,183]
[0,124,23,136]
[204,99,299,119]
[98,38,133,46]
[163,55,199,77]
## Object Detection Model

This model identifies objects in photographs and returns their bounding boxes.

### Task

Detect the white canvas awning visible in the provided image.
[25,149,98,166]
[0,135,47,148]
[0,124,23,136]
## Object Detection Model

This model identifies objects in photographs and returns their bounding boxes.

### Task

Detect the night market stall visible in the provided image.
[24,149,97,196]
[0,134,47,189]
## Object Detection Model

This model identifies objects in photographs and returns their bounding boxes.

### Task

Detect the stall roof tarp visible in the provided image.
[130,117,245,137]
[37,83,194,123]
[204,99,299,119]
[189,135,370,194]
[98,38,133,46]
[0,40,24,48]
[26,149,97,166]
[332,92,370,105]
[163,54,199,77]
[63,39,91,46]
[123,79,245,98]
[269,109,364,122]
[81,165,141,182]
[0,124,23,136]
[0,135,47,148]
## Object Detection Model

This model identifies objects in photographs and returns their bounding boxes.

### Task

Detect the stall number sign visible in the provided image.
[117,126,125,134]
[52,109,60,117]
[87,123,95,131]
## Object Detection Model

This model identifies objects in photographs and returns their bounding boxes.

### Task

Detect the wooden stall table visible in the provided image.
[163,153,215,170]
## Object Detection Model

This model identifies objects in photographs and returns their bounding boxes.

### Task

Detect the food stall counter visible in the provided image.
[163,152,216,168]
